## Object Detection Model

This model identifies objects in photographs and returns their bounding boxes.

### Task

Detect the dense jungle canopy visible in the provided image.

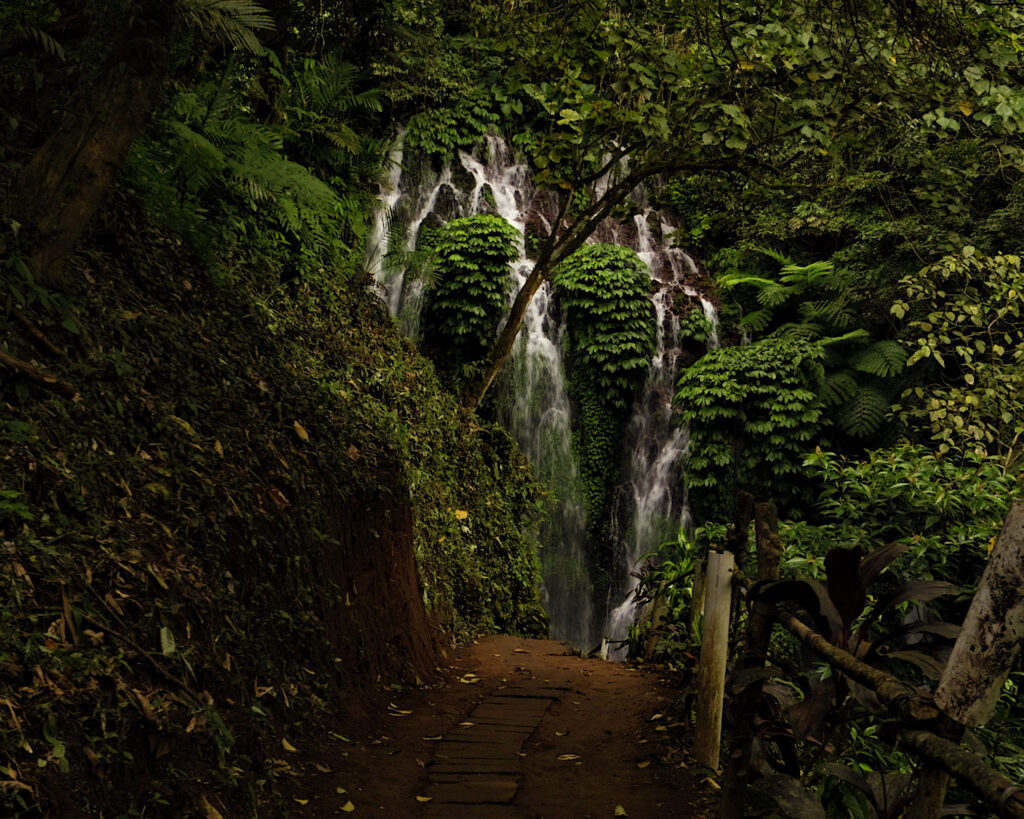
[2,0,1024,815]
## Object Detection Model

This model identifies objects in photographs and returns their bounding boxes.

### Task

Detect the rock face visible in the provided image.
[935,498,1024,725]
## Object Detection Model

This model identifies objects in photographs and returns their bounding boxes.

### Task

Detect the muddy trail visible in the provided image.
[279,636,717,818]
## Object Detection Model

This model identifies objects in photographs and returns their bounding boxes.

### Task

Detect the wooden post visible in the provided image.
[935,497,1024,725]
[695,549,736,770]
[718,502,782,819]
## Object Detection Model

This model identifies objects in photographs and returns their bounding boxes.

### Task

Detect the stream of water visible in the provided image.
[371,135,714,654]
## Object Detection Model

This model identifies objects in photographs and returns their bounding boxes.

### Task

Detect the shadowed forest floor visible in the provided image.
[276,636,716,817]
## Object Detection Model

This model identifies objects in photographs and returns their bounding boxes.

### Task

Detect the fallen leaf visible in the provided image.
[346,445,360,461]
[281,738,298,752]
[315,763,332,773]
[459,722,474,728]
[422,735,443,741]
[268,488,289,510]
[615,806,628,817]
[649,713,663,721]
[555,731,568,737]
[336,787,347,794]
[636,760,650,769]
[454,509,469,520]
[415,796,432,803]
[213,440,224,457]
[415,759,425,768]
[293,421,309,442]
[557,754,580,761]
[199,795,224,819]
[294,798,309,805]
[341,800,356,812]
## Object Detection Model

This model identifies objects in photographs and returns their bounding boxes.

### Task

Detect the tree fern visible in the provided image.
[820,371,858,406]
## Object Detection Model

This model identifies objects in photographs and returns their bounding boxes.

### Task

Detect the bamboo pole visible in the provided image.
[695,549,736,769]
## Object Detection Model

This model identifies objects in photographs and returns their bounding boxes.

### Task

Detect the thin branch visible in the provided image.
[0,349,78,399]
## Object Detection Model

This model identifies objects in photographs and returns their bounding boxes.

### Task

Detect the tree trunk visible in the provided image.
[695,549,736,769]
[935,497,1024,725]
[4,29,169,285]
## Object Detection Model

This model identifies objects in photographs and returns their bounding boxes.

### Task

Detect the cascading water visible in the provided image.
[371,134,712,654]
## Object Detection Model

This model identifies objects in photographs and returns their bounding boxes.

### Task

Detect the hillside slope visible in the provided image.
[0,206,545,816]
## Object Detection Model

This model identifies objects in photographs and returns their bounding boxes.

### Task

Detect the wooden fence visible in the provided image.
[693,497,1024,819]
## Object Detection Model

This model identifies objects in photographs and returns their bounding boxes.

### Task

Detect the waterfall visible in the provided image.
[371,134,712,654]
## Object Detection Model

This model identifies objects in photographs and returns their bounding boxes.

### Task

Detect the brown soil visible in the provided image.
[279,636,718,818]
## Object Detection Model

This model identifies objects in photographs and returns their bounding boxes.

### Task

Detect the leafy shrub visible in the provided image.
[891,247,1024,458]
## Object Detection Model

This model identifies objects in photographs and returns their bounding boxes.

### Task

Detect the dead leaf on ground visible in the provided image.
[557,754,580,761]
[340,800,356,812]
[281,738,298,752]
[615,806,628,817]
[293,421,309,442]
[415,796,432,803]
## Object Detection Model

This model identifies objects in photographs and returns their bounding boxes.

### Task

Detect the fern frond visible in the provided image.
[779,259,834,287]
[838,386,889,437]
[179,0,273,54]
[772,322,823,339]
[819,328,870,346]
[848,340,908,376]
[753,246,793,266]
[820,370,858,406]
[14,25,66,60]
[738,307,773,332]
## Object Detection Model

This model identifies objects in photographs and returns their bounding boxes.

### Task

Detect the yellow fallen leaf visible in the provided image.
[615,806,628,817]
[637,760,650,769]
[422,735,443,741]
[281,738,298,752]
[454,509,469,520]
[415,796,432,803]
[341,800,356,812]
[336,787,347,794]
[459,722,474,728]
[315,763,332,773]
[213,440,224,457]
[555,731,568,737]
[294,798,309,805]
[199,795,224,819]
[293,421,309,442]
[557,754,580,761]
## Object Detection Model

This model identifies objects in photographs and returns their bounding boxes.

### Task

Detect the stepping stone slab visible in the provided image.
[429,760,521,775]
[422,805,517,818]
[429,777,519,804]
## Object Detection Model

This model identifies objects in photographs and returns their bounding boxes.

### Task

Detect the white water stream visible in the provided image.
[371,134,715,654]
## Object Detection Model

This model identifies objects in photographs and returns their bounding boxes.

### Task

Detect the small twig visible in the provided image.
[0,349,78,398]
[10,306,68,360]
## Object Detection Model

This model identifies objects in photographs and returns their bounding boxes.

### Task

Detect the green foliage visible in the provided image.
[891,248,1024,457]
[782,446,1021,588]
[421,214,519,371]
[553,244,654,537]
[717,251,906,439]
[554,244,654,412]
[676,337,825,518]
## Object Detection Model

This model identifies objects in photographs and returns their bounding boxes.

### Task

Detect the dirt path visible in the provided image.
[283,636,716,817]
